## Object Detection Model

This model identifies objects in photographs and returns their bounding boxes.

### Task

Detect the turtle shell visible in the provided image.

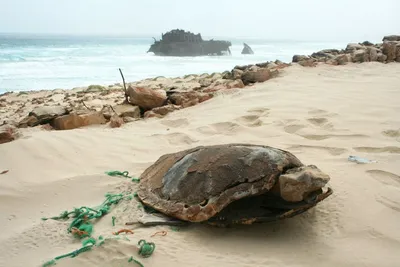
[136,143,322,223]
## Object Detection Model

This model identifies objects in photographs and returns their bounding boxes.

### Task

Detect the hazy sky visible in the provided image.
[1,0,399,41]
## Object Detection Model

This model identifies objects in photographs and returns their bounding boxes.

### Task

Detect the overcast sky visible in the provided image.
[0,0,399,42]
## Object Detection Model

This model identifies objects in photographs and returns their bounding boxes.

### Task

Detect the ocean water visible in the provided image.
[0,34,347,93]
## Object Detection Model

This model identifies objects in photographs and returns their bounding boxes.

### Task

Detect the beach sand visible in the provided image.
[1,62,400,267]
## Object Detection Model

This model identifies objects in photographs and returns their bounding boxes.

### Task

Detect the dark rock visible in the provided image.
[292,55,309,62]
[382,35,400,42]
[241,43,254,54]
[361,41,374,46]
[0,125,21,144]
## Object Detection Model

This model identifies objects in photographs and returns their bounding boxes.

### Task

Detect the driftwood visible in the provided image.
[119,68,128,103]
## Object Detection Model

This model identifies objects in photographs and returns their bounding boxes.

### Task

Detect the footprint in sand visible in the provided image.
[382,129,400,142]
[284,124,306,134]
[196,122,241,136]
[308,109,338,117]
[235,115,263,127]
[301,133,368,141]
[367,170,400,186]
[161,118,190,128]
[235,107,269,128]
[354,146,400,154]
[246,107,270,117]
[287,145,348,156]
[376,196,400,212]
[210,122,241,135]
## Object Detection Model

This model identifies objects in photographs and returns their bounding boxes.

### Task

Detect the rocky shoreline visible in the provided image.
[1,34,399,144]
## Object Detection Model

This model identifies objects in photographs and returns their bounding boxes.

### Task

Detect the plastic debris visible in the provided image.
[348,155,377,164]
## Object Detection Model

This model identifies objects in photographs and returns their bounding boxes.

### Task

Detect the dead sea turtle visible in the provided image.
[135,143,332,227]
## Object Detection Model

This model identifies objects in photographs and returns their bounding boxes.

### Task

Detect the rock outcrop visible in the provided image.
[241,43,254,54]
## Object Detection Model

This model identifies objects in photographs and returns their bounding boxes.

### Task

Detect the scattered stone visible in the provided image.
[52,111,106,130]
[352,49,368,63]
[113,104,141,119]
[18,116,39,128]
[86,85,106,92]
[144,104,181,118]
[123,117,138,123]
[241,68,274,85]
[109,115,124,128]
[277,165,330,202]
[126,86,167,110]
[29,106,68,124]
[292,55,310,62]
[0,125,21,144]
[169,91,213,108]
[345,43,365,53]
[361,41,374,46]
[335,54,350,65]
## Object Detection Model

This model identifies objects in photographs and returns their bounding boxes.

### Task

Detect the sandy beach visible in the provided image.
[0,61,400,267]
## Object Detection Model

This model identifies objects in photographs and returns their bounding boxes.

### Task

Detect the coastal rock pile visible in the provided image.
[1,62,284,138]
[0,34,398,144]
[292,35,400,66]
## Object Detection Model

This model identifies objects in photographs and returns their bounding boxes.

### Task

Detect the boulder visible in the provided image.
[352,49,368,63]
[335,54,350,65]
[52,111,107,130]
[382,35,400,42]
[113,104,141,118]
[396,44,400,62]
[367,47,379,61]
[292,55,309,62]
[29,106,68,124]
[311,50,336,59]
[232,69,244,80]
[226,79,245,89]
[126,86,167,110]
[345,43,365,53]
[241,68,273,85]
[382,41,398,62]
[0,125,21,144]
[361,41,374,46]
[276,165,330,202]
[241,43,254,54]
[109,115,124,128]
[144,104,181,118]
[169,91,213,108]
[298,59,317,67]
[377,53,387,63]
[18,115,39,128]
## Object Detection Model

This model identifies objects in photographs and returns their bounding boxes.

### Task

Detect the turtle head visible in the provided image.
[277,165,331,202]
